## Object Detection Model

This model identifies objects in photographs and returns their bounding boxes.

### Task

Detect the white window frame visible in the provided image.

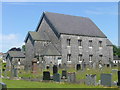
[89,55,93,61]
[78,54,82,61]
[67,54,71,61]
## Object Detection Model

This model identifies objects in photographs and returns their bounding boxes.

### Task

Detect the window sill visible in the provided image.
[79,61,82,63]
[89,47,93,49]
[99,47,103,49]
[67,46,71,47]
[89,61,92,63]
[67,61,72,63]
[79,46,82,48]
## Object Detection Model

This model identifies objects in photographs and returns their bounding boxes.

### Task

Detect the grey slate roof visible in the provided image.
[106,39,113,46]
[7,51,25,58]
[44,12,107,38]
[40,43,61,56]
[25,31,50,42]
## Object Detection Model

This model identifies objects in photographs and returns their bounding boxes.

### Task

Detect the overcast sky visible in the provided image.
[1,2,118,53]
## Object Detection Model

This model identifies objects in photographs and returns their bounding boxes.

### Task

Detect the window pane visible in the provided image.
[99,41,102,47]
[67,39,71,46]
[78,54,82,61]
[67,54,71,61]
[89,40,92,47]
[78,40,82,46]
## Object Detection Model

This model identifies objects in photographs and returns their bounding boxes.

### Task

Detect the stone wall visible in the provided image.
[25,38,34,70]
[25,16,113,69]
[60,34,113,67]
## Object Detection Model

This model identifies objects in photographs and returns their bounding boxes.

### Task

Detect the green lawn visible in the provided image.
[2,67,119,88]
[3,79,105,88]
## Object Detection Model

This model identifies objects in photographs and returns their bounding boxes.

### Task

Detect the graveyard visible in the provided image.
[1,10,120,89]
[1,66,119,88]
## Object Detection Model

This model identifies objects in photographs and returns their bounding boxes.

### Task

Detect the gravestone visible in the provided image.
[117,71,120,86]
[53,73,60,82]
[59,64,61,68]
[14,68,18,77]
[0,82,7,90]
[46,65,50,70]
[32,58,37,74]
[112,69,118,73]
[82,60,86,70]
[61,70,67,79]
[85,74,96,86]
[43,71,50,80]
[53,65,58,74]
[93,62,96,69]
[101,73,112,87]
[42,60,46,70]
[76,64,81,70]
[67,72,76,83]
[63,63,67,70]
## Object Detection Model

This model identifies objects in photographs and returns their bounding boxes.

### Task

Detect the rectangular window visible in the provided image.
[89,40,92,47]
[78,54,82,61]
[78,40,82,46]
[99,41,102,47]
[89,55,93,61]
[67,54,71,61]
[99,55,103,61]
[67,39,71,46]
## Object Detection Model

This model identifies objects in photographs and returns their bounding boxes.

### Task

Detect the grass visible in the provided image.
[2,67,119,88]
[3,79,105,88]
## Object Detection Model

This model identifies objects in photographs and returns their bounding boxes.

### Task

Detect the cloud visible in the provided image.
[0,33,24,52]
[85,10,118,15]
[2,34,17,40]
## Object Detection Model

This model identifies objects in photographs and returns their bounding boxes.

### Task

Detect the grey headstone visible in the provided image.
[112,81,117,86]
[63,63,67,70]
[53,73,60,82]
[93,62,96,69]
[0,82,7,90]
[13,68,18,77]
[53,65,58,74]
[111,69,118,73]
[101,73,112,87]
[67,72,76,83]
[82,61,86,70]
[117,71,120,86]
[42,61,46,69]
[85,74,96,86]
[61,70,67,79]
[59,64,62,68]
[43,71,50,80]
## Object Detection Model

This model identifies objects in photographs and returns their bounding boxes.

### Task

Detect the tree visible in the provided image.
[22,45,26,52]
[113,45,120,57]
[113,45,118,56]
[9,47,21,51]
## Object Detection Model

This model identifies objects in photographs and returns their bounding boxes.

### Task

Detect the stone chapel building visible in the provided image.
[24,12,113,70]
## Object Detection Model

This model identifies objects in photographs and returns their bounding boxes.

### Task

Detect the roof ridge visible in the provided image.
[44,11,88,19]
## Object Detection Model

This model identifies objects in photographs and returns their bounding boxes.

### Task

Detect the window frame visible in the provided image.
[67,39,71,46]
[99,41,102,47]
[89,40,92,47]
[78,54,82,61]
[89,55,93,61]
[78,39,82,46]
[67,54,71,61]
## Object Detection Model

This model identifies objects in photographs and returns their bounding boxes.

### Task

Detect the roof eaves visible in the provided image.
[36,12,45,32]
[60,33,107,38]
